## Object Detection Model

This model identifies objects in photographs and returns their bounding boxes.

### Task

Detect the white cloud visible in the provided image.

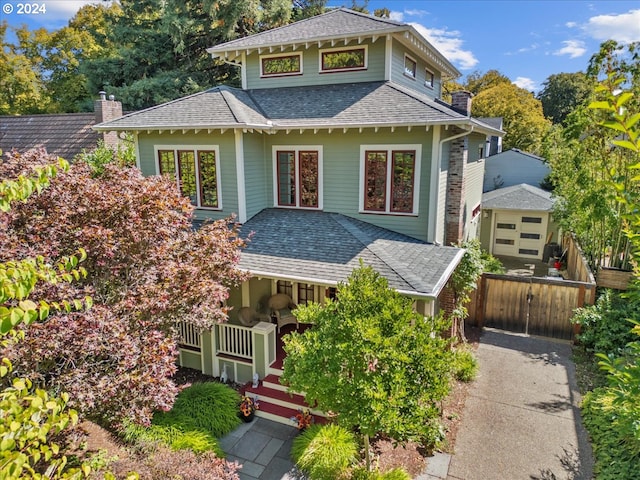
[553,40,587,58]
[586,9,640,43]
[411,23,478,70]
[565,21,577,28]
[389,11,404,22]
[404,9,430,18]
[44,0,110,21]
[513,77,537,91]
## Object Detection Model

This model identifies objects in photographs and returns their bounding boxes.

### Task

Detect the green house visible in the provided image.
[95,8,502,423]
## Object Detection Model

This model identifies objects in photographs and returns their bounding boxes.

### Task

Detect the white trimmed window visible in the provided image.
[155,145,222,209]
[359,144,422,215]
[425,69,435,88]
[319,46,367,73]
[273,146,323,209]
[260,52,303,77]
[404,54,417,79]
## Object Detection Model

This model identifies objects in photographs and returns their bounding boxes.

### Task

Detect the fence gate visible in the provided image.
[468,273,595,340]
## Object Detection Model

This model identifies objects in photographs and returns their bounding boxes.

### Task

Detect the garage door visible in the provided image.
[493,212,547,259]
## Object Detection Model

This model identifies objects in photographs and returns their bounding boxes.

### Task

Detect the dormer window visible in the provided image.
[425,69,435,88]
[404,55,417,79]
[320,46,367,73]
[261,52,303,77]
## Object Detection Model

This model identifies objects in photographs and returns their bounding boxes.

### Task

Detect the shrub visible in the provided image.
[152,382,241,438]
[350,467,411,479]
[572,289,638,357]
[451,347,479,382]
[291,424,358,480]
[480,250,505,274]
[582,387,640,479]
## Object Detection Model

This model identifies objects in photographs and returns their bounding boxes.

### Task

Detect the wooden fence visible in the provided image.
[467,235,596,340]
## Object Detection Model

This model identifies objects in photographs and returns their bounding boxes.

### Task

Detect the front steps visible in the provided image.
[243,371,326,426]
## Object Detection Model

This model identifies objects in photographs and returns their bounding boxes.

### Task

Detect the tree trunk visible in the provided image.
[363,433,371,471]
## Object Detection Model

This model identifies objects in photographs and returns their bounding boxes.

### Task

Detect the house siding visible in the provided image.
[136,131,239,221]
[389,39,441,99]
[243,133,270,219]
[463,133,486,241]
[261,128,435,241]
[483,150,550,192]
[245,39,386,90]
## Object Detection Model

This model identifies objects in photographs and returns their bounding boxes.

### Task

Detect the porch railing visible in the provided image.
[217,323,253,360]
[178,321,201,350]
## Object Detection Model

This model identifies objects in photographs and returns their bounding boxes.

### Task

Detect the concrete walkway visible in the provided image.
[220,417,303,480]
[446,328,593,480]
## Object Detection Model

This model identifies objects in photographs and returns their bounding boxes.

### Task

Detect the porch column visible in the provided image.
[252,322,277,379]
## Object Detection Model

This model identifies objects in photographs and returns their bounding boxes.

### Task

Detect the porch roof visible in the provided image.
[237,208,464,298]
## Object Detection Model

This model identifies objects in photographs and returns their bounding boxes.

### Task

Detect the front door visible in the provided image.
[492,211,548,259]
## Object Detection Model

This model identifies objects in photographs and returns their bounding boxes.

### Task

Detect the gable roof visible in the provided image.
[235,208,463,298]
[207,8,460,78]
[94,81,502,136]
[487,148,545,162]
[482,183,555,211]
[0,113,100,160]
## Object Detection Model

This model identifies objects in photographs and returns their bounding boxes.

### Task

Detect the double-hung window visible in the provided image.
[156,146,221,209]
[360,145,421,214]
[274,146,322,209]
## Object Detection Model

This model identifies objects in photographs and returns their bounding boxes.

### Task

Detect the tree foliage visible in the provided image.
[1,148,248,427]
[543,41,639,271]
[281,264,454,468]
[537,72,592,125]
[470,78,550,154]
[1,159,91,479]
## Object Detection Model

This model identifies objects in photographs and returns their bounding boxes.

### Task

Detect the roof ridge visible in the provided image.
[330,214,425,292]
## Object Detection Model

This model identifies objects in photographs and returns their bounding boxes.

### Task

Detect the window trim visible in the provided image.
[272,145,323,209]
[404,54,417,79]
[319,45,368,73]
[154,145,222,210]
[359,144,421,215]
[260,52,303,78]
[425,68,435,88]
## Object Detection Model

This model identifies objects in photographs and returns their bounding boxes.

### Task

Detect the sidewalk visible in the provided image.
[220,417,303,480]
[446,328,593,480]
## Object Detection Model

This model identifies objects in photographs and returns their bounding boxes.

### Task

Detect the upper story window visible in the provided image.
[360,145,422,215]
[261,52,302,77]
[157,146,221,209]
[425,69,435,88]
[404,54,417,79]
[273,146,323,209]
[320,46,367,73]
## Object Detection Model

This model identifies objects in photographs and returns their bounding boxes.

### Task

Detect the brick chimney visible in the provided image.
[94,91,123,150]
[450,90,473,116]
[444,133,468,245]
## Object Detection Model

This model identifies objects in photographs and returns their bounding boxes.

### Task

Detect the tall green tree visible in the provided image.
[471,80,550,154]
[537,72,592,125]
[83,0,293,110]
[281,265,453,470]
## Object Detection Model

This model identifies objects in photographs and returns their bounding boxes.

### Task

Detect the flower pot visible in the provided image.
[240,411,255,422]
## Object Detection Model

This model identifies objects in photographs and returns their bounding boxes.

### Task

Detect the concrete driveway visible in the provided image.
[446,328,593,480]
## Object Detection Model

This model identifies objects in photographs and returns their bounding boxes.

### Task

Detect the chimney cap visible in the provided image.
[99,91,107,101]
[108,94,115,101]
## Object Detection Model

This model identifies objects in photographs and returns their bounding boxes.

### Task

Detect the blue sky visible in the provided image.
[3,0,639,92]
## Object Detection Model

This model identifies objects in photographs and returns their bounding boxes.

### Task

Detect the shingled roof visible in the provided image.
[0,113,100,160]
[95,82,502,136]
[206,8,459,78]
[235,208,463,298]
[482,183,555,211]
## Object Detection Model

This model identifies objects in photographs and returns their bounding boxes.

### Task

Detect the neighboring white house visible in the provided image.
[483,148,550,192]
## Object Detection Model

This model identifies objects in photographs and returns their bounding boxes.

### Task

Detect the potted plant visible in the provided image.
[291,408,314,431]
[239,395,259,422]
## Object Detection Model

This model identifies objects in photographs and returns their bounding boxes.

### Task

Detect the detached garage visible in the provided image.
[480,183,559,261]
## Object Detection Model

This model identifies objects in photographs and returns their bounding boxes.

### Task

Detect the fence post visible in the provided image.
[477,274,486,328]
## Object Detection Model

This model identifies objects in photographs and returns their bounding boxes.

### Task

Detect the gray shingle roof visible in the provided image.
[482,183,555,211]
[236,208,463,297]
[208,8,405,53]
[95,81,502,136]
[1,113,99,159]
